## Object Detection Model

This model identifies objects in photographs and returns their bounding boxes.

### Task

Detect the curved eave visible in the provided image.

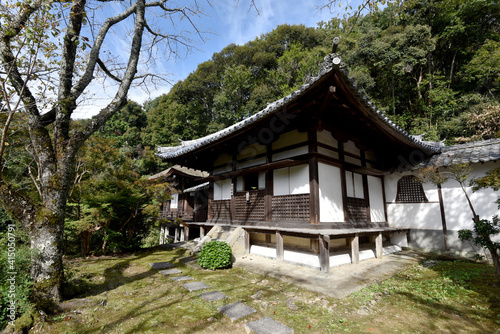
[333,67,440,156]
[157,54,440,161]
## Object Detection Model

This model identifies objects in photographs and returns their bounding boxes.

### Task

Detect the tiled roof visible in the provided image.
[157,53,440,160]
[149,165,209,180]
[183,182,209,193]
[420,138,500,168]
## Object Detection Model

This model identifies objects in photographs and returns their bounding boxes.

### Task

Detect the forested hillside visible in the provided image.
[143,0,499,146]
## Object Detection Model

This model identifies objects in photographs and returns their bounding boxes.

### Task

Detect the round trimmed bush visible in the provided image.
[198,240,232,270]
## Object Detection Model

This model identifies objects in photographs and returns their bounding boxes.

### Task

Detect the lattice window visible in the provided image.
[396,175,428,203]
[234,190,266,221]
[210,200,232,221]
[346,197,368,221]
[271,194,310,221]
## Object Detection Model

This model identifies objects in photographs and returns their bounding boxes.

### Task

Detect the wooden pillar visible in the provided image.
[362,174,371,222]
[275,231,284,261]
[200,226,205,238]
[351,234,359,264]
[207,183,214,221]
[174,228,179,242]
[381,176,388,222]
[244,230,250,254]
[184,226,190,241]
[265,171,273,222]
[231,177,236,222]
[319,235,330,273]
[375,232,383,258]
[180,228,185,242]
[308,129,320,224]
[339,142,349,221]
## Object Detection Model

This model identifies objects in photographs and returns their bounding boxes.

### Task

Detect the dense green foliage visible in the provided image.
[142,0,499,147]
[198,240,233,270]
[0,217,32,329]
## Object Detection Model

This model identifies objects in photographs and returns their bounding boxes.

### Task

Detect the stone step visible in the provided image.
[244,317,294,334]
[182,281,210,292]
[149,262,174,270]
[159,268,182,275]
[170,276,194,281]
[199,291,228,302]
[218,302,256,323]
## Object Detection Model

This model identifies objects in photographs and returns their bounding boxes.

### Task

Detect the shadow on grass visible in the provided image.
[63,247,189,299]
[59,246,268,334]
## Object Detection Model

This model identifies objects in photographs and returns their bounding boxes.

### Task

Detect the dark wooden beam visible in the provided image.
[309,129,320,225]
[339,142,349,222]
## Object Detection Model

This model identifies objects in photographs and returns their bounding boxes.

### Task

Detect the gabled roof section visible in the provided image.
[149,164,209,181]
[157,53,440,162]
[420,138,500,168]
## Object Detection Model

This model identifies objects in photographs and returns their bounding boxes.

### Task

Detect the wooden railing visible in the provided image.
[210,193,310,223]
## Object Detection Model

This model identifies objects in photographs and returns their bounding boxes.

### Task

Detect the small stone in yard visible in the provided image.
[287,298,298,310]
[251,290,263,300]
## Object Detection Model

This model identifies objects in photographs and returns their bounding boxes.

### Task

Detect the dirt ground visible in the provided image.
[232,250,425,298]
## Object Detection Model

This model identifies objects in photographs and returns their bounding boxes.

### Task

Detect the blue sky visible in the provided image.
[73,0,353,118]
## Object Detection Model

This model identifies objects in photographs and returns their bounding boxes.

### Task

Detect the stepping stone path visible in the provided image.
[169,276,194,281]
[159,268,182,275]
[245,317,294,334]
[199,291,227,302]
[149,262,174,269]
[182,281,210,292]
[218,302,256,323]
[149,259,294,333]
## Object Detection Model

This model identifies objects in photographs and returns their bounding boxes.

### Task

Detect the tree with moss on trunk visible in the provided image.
[0,0,254,318]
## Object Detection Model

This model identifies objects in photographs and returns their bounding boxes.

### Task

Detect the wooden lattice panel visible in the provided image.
[210,200,232,221]
[346,197,368,221]
[234,190,266,221]
[271,194,310,221]
[396,175,428,203]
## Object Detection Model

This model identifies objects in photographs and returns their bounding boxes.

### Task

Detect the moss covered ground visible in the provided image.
[33,247,500,334]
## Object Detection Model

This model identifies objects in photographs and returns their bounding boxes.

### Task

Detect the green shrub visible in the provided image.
[198,240,232,270]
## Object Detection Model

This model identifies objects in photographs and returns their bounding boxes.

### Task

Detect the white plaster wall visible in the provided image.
[236,176,243,192]
[344,156,362,166]
[318,146,340,159]
[386,162,500,232]
[237,156,266,169]
[273,165,309,195]
[346,171,364,199]
[272,145,308,161]
[344,140,360,156]
[237,142,266,160]
[385,161,500,251]
[214,179,232,200]
[170,193,178,209]
[273,167,289,196]
[368,176,385,222]
[213,165,232,175]
[318,163,344,222]
[258,172,266,189]
[221,179,232,200]
[290,165,309,194]
[317,129,338,148]
[272,129,308,150]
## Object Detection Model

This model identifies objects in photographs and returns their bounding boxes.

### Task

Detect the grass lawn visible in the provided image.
[37,247,500,334]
